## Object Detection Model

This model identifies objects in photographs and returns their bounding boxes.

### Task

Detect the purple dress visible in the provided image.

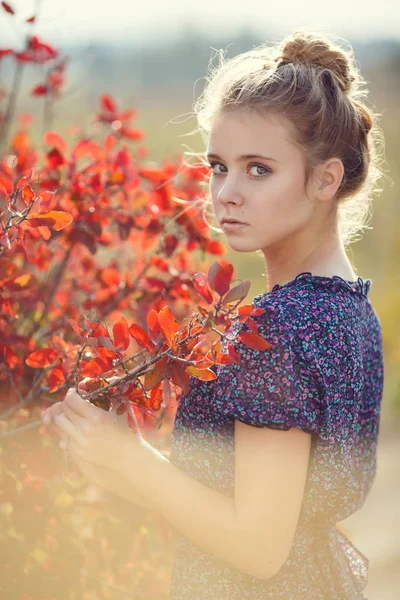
[168,272,384,599]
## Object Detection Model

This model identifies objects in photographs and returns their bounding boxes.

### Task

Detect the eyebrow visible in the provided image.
[206,153,277,162]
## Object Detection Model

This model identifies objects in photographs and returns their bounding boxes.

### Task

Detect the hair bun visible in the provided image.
[274,30,356,94]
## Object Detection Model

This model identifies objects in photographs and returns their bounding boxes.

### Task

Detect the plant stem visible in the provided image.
[28,245,73,340]
[0,61,24,151]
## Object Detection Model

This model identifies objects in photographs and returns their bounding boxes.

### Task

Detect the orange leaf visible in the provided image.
[81,356,114,378]
[128,323,154,352]
[38,225,51,240]
[26,348,59,368]
[100,267,120,287]
[185,366,217,381]
[27,216,56,229]
[28,210,74,231]
[143,356,169,391]
[7,273,33,290]
[112,316,130,351]
[238,332,272,351]
[158,306,179,349]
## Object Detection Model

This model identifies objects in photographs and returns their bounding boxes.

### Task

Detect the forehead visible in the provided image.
[207,109,299,158]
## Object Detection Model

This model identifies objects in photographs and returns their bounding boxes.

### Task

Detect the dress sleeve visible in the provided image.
[212,303,325,434]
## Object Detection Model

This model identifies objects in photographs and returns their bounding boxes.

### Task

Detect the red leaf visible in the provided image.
[1,1,15,15]
[68,228,96,253]
[31,84,48,96]
[128,323,155,352]
[69,319,84,338]
[101,94,116,113]
[26,348,59,368]
[192,272,214,303]
[44,131,67,152]
[91,323,109,338]
[48,365,65,392]
[3,344,19,368]
[238,332,272,351]
[158,306,179,349]
[112,316,130,351]
[81,356,114,378]
[26,15,35,23]
[163,234,178,257]
[208,260,234,296]
[121,127,145,140]
[147,309,161,340]
[16,176,30,190]
[46,147,65,168]
[0,49,12,59]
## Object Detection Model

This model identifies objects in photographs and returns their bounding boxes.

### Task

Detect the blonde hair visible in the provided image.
[191,29,387,248]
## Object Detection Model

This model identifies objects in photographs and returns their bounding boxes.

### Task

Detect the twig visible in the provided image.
[28,245,74,340]
[0,61,25,150]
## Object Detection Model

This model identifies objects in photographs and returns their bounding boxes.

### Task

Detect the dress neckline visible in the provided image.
[253,271,372,302]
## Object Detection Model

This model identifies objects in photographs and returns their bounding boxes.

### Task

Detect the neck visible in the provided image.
[262,221,356,292]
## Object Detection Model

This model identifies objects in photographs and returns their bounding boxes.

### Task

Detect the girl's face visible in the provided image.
[206,109,320,256]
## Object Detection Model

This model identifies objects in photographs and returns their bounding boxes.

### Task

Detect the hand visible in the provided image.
[68,450,122,492]
[42,384,142,474]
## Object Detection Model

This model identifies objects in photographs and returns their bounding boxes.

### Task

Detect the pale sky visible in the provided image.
[1,0,399,48]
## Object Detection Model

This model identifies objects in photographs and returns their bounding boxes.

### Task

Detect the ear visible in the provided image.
[315,158,345,201]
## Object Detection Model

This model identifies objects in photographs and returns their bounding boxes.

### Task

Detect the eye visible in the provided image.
[206,162,271,179]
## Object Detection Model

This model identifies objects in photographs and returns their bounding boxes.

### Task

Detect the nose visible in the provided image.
[215,177,244,207]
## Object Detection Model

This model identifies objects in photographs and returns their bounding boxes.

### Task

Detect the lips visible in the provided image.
[221,218,248,225]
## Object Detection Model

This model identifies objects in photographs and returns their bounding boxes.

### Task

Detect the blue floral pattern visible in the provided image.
[168,272,384,599]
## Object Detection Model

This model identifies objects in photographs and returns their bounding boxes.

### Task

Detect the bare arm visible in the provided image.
[116,435,280,580]
[70,455,150,510]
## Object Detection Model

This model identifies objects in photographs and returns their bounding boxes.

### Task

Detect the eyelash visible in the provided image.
[206,162,272,180]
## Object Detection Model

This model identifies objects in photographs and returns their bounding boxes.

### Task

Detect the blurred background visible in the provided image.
[1,1,399,598]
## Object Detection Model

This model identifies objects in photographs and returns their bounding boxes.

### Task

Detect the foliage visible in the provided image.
[0,3,270,597]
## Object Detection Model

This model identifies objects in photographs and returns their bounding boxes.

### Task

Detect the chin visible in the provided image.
[225,239,260,253]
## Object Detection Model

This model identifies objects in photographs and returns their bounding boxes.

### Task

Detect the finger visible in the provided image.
[64,388,103,422]
[63,402,95,434]
[53,412,87,446]
[41,402,64,425]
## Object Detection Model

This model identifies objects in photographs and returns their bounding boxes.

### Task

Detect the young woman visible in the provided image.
[44,29,385,599]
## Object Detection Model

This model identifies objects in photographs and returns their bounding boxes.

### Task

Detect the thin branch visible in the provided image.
[28,245,74,340]
[0,61,24,150]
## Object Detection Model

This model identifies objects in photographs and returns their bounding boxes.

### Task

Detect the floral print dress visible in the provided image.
[168,272,384,599]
